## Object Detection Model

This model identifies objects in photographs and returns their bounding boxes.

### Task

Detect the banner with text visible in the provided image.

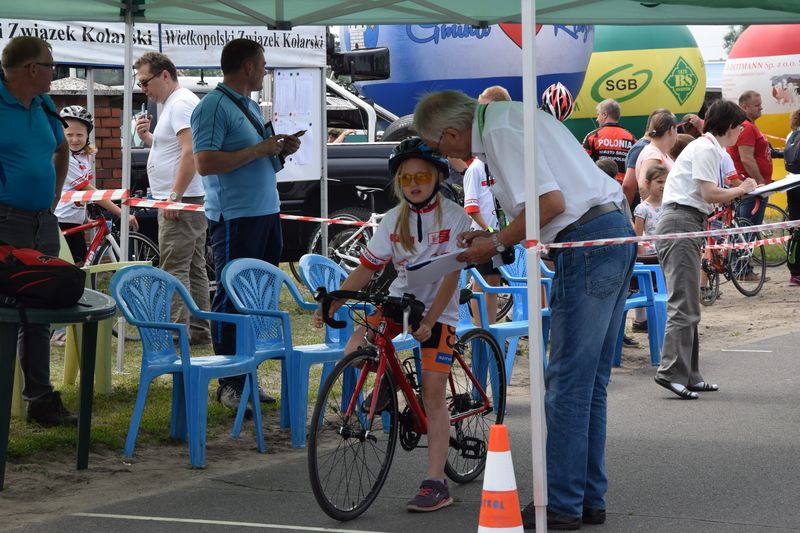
[0,20,325,68]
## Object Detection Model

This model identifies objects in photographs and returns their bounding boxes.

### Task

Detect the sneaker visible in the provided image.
[50,329,67,347]
[216,383,253,419]
[622,335,639,347]
[632,320,648,332]
[790,275,800,286]
[26,391,77,427]
[406,479,453,512]
[361,379,392,413]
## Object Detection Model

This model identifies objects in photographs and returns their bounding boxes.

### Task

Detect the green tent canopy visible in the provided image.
[1,0,800,26]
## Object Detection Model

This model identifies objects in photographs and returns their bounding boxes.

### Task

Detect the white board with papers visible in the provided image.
[271,68,323,182]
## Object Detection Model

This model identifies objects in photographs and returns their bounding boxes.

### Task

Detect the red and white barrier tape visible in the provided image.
[704,233,792,250]
[125,197,205,211]
[527,219,800,251]
[89,192,800,251]
[60,188,129,203]
[278,214,378,227]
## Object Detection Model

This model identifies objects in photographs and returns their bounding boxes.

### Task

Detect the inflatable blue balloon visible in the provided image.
[341,24,595,117]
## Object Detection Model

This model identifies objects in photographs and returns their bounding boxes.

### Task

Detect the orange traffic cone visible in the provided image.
[478,424,523,532]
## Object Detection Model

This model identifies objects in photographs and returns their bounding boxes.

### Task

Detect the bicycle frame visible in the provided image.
[704,206,734,274]
[330,212,384,265]
[61,215,120,265]
[347,315,492,435]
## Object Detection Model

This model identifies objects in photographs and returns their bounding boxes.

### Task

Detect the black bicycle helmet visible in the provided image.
[540,82,574,122]
[388,137,449,177]
[60,105,94,133]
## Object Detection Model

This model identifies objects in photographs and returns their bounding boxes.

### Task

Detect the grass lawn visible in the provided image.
[7,263,326,461]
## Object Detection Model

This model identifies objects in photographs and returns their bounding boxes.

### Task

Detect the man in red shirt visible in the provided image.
[727,90,771,224]
[582,98,637,184]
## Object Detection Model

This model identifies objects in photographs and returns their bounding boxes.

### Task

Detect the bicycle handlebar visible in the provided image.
[314,287,425,332]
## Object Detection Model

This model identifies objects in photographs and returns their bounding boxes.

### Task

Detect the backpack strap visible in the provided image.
[477,103,489,139]
[215,85,266,137]
[214,85,284,171]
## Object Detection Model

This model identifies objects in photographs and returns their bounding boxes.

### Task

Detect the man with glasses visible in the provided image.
[414,90,636,530]
[134,52,211,346]
[582,98,637,184]
[191,38,301,412]
[0,36,73,427]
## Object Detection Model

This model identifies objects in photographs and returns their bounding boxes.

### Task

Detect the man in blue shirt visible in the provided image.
[192,38,300,411]
[0,36,72,426]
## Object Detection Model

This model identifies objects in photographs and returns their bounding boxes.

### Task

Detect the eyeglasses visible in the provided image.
[137,71,162,89]
[26,62,56,71]
[398,171,435,186]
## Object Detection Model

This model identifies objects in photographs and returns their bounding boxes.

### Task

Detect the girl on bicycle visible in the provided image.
[314,138,472,512]
[56,106,138,264]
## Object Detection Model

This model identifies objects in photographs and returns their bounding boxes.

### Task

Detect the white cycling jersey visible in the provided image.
[360,196,472,327]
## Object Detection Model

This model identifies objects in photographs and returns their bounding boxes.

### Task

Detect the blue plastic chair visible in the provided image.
[110,265,264,468]
[297,254,421,357]
[613,263,667,367]
[221,258,350,448]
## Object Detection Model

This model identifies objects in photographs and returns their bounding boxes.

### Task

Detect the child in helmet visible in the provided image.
[314,137,472,512]
[56,105,138,264]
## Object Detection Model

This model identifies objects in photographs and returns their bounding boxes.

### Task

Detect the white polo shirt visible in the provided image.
[462,158,498,230]
[662,133,725,215]
[360,197,472,327]
[471,102,623,243]
[147,87,205,199]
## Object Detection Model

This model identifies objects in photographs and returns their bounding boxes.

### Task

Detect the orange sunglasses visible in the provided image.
[398,171,435,186]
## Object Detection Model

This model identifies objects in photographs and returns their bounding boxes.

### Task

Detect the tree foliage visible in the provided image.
[723,25,748,53]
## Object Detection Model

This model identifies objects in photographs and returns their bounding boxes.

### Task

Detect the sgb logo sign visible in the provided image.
[591,64,653,103]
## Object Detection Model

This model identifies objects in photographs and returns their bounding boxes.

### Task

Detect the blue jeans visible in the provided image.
[545,210,636,517]
[207,213,282,390]
[736,194,766,226]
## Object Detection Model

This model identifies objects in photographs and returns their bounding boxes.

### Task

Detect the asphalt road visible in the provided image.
[12,332,800,533]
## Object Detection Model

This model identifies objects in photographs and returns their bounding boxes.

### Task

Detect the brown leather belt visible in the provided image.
[554,201,622,243]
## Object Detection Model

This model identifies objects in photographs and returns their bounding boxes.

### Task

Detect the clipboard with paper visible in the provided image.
[405,250,467,287]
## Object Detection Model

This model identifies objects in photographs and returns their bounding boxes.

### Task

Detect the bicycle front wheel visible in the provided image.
[728,219,766,297]
[445,328,506,484]
[700,266,720,307]
[308,348,398,521]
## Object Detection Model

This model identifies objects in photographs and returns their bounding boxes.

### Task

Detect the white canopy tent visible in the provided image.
[5,1,800,530]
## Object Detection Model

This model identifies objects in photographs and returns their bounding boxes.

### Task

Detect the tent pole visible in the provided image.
[522,0,548,531]
[117,2,134,372]
[320,66,328,253]
[86,67,95,175]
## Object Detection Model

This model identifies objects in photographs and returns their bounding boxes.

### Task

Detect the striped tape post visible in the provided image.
[478,424,523,533]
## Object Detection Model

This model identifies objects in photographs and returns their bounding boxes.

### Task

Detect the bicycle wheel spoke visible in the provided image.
[444,329,506,484]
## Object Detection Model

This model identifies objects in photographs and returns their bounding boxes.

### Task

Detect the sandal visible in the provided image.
[687,381,719,392]
[654,376,699,400]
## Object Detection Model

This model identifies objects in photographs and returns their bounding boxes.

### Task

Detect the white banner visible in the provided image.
[0,19,325,68]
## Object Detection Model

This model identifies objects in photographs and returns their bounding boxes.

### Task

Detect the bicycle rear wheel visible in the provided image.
[308,348,398,521]
[760,203,789,267]
[445,328,506,484]
[700,263,720,307]
[728,219,766,297]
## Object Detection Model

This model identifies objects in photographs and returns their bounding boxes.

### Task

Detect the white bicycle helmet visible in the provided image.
[60,105,94,133]
[540,82,574,122]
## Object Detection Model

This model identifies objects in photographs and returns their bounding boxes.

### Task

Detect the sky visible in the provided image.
[688,25,732,62]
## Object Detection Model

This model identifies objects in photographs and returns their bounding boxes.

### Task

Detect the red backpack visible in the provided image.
[0,243,85,309]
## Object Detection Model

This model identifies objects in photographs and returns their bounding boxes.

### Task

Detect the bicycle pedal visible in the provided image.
[458,436,486,460]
